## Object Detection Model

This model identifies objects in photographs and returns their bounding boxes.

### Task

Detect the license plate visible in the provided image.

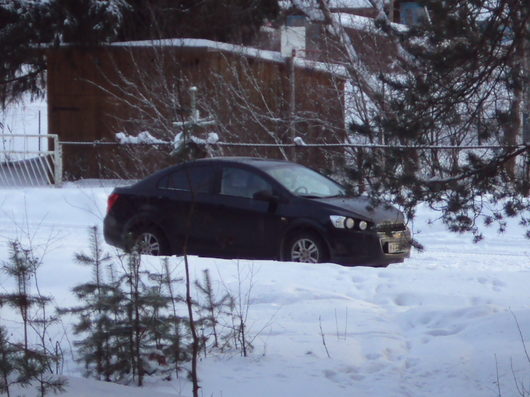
[387,242,402,254]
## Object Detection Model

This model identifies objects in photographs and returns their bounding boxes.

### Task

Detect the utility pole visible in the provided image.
[522,20,530,192]
[171,86,216,159]
[288,49,297,161]
[522,17,530,144]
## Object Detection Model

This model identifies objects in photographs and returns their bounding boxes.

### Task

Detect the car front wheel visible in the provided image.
[285,232,327,264]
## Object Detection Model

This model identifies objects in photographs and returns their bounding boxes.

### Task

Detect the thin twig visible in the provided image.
[495,354,502,397]
[319,316,331,359]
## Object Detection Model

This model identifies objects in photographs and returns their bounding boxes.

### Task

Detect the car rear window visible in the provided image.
[159,166,215,193]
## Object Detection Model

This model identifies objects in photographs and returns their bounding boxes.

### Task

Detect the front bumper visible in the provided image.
[328,227,412,267]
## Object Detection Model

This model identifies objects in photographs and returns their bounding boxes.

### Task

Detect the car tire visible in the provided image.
[284,232,328,264]
[130,226,169,256]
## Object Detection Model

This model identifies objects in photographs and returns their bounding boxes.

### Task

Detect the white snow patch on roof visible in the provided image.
[329,0,373,8]
[333,12,408,33]
[110,38,347,77]
[280,0,374,10]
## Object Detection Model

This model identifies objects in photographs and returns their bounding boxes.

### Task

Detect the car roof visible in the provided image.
[132,157,296,189]
[192,156,294,168]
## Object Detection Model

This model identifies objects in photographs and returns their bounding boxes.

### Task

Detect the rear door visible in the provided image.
[157,163,220,255]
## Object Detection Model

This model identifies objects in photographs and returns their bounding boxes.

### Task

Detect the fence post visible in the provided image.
[53,135,63,186]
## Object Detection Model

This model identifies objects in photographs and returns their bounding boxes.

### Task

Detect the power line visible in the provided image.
[58,140,528,151]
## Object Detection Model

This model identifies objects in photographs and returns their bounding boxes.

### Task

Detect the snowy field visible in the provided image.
[0,182,529,397]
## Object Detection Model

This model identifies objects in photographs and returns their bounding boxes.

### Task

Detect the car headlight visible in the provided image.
[330,215,355,229]
[330,216,369,231]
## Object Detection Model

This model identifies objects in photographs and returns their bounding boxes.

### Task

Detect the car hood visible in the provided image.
[312,196,405,224]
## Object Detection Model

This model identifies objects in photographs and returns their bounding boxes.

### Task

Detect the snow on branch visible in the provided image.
[115,131,166,145]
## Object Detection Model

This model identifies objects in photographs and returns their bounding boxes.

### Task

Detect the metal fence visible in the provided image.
[0,133,526,186]
[57,138,529,182]
[0,134,63,186]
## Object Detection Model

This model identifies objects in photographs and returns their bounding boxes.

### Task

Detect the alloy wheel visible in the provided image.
[290,238,320,263]
[135,232,161,255]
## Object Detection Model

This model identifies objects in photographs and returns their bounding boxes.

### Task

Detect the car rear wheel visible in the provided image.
[285,232,327,264]
[131,227,169,256]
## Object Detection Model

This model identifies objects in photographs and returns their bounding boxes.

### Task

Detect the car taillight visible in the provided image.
[107,193,120,213]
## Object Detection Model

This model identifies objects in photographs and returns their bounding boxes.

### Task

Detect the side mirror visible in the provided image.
[253,189,277,202]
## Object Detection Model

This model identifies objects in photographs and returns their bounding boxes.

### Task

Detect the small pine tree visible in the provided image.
[59,226,118,381]
[19,347,65,397]
[65,230,257,393]
[159,258,190,379]
[194,269,234,352]
[66,232,188,385]
[1,240,39,351]
[0,326,19,397]
[0,241,66,396]
[113,251,172,386]
[138,279,174,378]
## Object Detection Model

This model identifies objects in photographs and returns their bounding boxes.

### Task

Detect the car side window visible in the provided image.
[220,167,271,198]
[160,166,215,193]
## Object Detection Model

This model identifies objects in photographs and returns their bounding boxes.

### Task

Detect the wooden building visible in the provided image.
[47,39,347,179]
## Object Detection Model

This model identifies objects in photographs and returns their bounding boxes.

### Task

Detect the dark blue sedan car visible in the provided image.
[104,157,411,266]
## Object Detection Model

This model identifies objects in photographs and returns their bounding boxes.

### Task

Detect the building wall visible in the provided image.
[47,45,345,179]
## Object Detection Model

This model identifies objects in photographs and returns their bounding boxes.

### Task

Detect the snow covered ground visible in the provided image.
[0,182,529,397]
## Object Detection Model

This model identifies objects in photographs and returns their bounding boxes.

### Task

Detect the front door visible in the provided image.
[210,166,281,259]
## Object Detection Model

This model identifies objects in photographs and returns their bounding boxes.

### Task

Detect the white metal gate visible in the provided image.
[0,134,62,186]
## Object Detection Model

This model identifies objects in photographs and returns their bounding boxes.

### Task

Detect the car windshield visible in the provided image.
[264,164,347,198]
